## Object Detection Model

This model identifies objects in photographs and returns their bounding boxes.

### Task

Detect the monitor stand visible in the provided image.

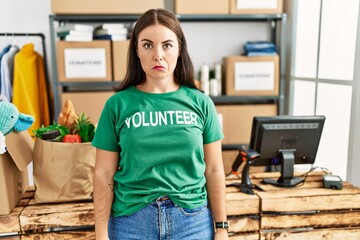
[262,149,304,187]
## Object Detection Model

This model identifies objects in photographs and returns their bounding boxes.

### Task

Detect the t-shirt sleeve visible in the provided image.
[202,97,224,144]
[92,97,120,152]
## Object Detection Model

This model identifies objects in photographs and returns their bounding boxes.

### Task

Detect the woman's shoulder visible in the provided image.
[182,86,213,103]
[104,87,134,106]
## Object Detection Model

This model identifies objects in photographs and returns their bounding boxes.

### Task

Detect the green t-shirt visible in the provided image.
[92,86,223,216]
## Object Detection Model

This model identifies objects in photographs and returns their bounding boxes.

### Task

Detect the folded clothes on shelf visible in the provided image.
[244,41,277,56]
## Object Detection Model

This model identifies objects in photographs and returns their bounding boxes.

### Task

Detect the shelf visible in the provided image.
[211,95,278,105]
[51,13,286,23]
[222,144,242,151]
[52,14,141,23]
[58,81,118,92]
[59,80,278,104]
[177,14,286,22]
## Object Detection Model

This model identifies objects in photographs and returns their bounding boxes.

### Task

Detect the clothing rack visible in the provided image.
[0,32,53,121]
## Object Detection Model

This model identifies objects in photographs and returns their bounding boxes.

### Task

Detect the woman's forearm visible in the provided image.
[94,172,114,240]
[93,149,119,240]
[206,168,227,222]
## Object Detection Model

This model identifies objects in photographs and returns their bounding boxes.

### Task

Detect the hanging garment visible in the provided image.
[0,45,19,102]
[12,43,50,137]
[0,45,11,102]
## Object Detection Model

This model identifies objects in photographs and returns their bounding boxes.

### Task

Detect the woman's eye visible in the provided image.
[143,43,152,49]
[163,43,172,49]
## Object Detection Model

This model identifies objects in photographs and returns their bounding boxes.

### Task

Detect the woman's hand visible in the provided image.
[215,228,229,240]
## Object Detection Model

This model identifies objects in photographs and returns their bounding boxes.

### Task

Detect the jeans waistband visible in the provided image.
[153,196,173,206]
[157,196,169,201]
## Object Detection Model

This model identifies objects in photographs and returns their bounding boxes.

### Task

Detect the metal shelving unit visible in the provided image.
[49,13,287,150]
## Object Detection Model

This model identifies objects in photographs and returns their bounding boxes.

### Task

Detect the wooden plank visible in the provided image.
[20,190,35,200]
[21,231,95,240]
[0,236,20,240]
[257,180,353,192]
[250,171,325,180]
[229,216,259,233]
[258,187,360,212]
[261,210,360,229]
[229,232,259,240]
[226,171,333,192]
[0,197,32,234]
[20,202,94,233]
[226,179,325,191]
[0,207,22,234]
[260,227,360,240]
[226,191,260,215]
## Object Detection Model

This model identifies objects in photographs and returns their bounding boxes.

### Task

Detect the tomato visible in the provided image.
[62,134,82,143]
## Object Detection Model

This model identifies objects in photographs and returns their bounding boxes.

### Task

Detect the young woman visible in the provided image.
[92,8,229,240]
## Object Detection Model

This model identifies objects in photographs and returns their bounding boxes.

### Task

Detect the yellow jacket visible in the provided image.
[12,43,51,137]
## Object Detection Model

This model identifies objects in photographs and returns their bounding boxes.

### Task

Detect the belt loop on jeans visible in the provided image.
[157,196,169,202]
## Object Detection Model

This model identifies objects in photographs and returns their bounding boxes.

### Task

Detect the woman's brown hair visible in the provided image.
[115,8,196,91]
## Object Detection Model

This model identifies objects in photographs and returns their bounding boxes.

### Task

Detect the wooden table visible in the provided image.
[0,188,94,239]
[1,172,360,239]
[226,171,360,240]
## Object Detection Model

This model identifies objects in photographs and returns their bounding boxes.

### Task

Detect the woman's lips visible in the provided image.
[153,66,165,70]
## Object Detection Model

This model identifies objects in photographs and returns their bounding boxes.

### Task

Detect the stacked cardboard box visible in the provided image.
[175,0,229,14]
[51,0,164,14]
[175,0,283,15]
[230,0,283,14]
[223,55,279,96]
[0,132,33,215]
[61,91,114,124]
[57,40,113,82]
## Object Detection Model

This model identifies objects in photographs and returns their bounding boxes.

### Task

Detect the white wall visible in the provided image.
[0,0,52,71]
[182,22,269,73]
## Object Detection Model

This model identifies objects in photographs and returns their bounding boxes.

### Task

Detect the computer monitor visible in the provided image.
[230,115,326,194]
[249,115,326,188]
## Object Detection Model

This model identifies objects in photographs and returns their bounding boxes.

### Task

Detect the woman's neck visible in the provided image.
[136,78,179,93]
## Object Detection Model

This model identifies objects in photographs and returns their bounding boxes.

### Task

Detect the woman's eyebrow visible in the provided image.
[140,39,174,44]
[140,38,153,43]
[162,40,174,44]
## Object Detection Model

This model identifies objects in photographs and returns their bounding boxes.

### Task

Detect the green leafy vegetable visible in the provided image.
[75,113,96,142]
[33,124,70,141]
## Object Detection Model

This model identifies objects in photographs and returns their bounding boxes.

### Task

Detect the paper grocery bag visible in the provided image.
[33,138,95,203]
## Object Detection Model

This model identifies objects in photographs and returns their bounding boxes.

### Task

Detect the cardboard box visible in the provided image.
[223,55,279,96]
[230,0,283,14]
[57,40,112,82]
[61,91,114,123]
[175,0,229,14]
[113,40,130,81]
[51,0,164,14]
[0,131,33,215]
[216,104,277,144]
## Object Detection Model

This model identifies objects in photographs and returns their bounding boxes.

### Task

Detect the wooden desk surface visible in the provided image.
[1,171,360,240]
[226,171,360,240]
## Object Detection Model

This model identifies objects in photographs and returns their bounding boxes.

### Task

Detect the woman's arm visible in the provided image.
[204,140,229,240]
[93,148,119,240]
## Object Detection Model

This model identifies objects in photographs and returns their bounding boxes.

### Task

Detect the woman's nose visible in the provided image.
[154,47,164,61]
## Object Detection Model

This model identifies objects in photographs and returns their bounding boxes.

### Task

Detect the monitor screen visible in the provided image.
[250,115,325,166]
[249,115,326,187]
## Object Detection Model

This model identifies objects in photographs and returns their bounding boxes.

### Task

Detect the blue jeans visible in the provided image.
[108,197,214,240]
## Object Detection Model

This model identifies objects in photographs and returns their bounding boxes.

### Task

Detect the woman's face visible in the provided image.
[137,24,180,82]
